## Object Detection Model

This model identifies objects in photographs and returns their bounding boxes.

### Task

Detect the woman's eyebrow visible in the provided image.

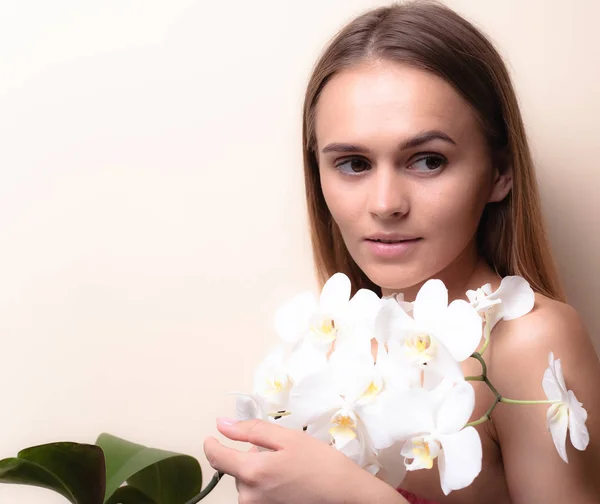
[321,130,457,154]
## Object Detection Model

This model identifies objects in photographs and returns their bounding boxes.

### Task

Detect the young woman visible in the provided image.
[204,2,600,503]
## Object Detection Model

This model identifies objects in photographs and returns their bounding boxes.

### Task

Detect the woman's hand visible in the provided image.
[203,418,406,504]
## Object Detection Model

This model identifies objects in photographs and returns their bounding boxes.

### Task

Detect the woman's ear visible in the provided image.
[488,166,513,203]
[488,151,513,203]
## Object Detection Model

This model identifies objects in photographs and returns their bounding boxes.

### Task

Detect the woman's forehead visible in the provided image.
[314,61,481,149]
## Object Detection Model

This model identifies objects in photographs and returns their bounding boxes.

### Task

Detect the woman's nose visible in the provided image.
[368,167,409,219]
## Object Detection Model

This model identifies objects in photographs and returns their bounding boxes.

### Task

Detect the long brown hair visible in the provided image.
[302,0,565,301]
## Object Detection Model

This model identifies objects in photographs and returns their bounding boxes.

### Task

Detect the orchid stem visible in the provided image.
[465,351,502,428]
[184,471,224,503]
[470,352,488,377]
[501,398,560,405]
[478,314,491,356]
[465,375,484,381]
[465,349,558,429]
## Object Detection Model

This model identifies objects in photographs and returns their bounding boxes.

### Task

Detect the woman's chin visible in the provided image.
[361,266,426,296]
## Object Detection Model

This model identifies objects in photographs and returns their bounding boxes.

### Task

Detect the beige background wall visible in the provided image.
[0,1,598,502]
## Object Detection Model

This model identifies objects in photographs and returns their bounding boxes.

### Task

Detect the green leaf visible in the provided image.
[106,486,157,504]
[0,442,106,504]
[96,433,202,504]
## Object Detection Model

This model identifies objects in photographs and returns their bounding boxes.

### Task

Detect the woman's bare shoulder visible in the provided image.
[487,292,598,393]
[486,292,600,409]
[485,294,600,502]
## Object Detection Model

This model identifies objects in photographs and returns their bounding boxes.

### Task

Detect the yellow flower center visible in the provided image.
[411,439,437,469]
[335,414,355,429]
[265,374,291,397]
[311,317,337,342]
[406,334,434,363]
[360,380,383,401]
[328,410,358,446]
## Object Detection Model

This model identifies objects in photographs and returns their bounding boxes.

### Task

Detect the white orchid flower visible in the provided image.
[383,292,413,314]
[373,441,408,488]
[375,338,421,391]
[466,276,535,332]
[249,343,327,416]
[273,273,381,354]
[375,280,481,386]
[286,343,392,464]
[235,394,270,422]
[252,346,294,411]
[542,352,589,463]
[381,380,482,495]
[234,394,300,451]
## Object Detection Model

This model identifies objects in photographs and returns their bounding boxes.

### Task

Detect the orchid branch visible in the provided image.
[478,313,491,356]
[464,351,557,428]
[183,471,225,504]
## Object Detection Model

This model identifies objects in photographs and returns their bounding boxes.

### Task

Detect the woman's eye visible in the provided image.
[335,158,370,175]
[410,154,447,172]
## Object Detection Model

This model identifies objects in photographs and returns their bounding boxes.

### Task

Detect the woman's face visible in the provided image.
[315,61,511,295]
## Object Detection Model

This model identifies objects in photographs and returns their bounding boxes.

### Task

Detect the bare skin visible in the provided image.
[396,263,600,504]
[204,60,600,503]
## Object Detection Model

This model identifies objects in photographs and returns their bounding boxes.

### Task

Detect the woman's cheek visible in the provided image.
[324,187,363,237]
[420,193,478,254]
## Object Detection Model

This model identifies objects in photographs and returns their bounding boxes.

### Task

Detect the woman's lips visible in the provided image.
[364,238,422,258]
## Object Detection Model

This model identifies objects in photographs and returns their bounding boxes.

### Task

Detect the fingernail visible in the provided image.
[217,417,238,427]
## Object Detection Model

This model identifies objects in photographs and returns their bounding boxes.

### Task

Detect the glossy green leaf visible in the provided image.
[0,442,105,504]
[106,485,157,504]
[96,433,202,504]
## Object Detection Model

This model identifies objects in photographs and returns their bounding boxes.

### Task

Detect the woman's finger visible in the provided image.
[217,418,292,451]
[203,436,248,479]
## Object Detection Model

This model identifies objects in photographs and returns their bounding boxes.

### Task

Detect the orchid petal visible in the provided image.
[421,368,443,391]
[435,300,482,362]
[347,288,382,322]
[235,394,265,421]
[307,312,338,352]
[427,378,455,408]
[274,291,317,343]
[286,341,328,384]
[384,340,422,390]
[329,425,357,450]
[401,437,440,471]
[425,340,465,385]
[358,400,394,450]
[547,402,569,463]
[252,345,292,409]
[465,289,478,304]
[490,276,535,320]
[375,443,407,488]
[413,280,448,324]
[467,284,499,313]
[552,355,568,393]
[477,297,502,315]
[337,437,366,465]
[305,415,332,442]
[375,297,417,344]
[274,411,305,430]
[380,389,436,440]
[542,362,563,402]
[397,294,415,314]
[328,344,374,402]
[436,381,475,434]
[253,345,285,385]
[287,370,342,425]
[320,273,351,314]
[567,390,590,451]
[438,427,482,495]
